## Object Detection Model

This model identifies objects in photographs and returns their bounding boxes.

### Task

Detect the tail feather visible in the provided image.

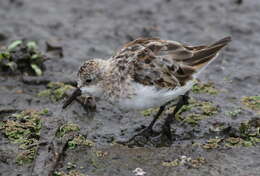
[210,36,232,47]
[186,36,231,69]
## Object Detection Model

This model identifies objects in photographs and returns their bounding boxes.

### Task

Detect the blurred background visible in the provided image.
[0,0,259,81]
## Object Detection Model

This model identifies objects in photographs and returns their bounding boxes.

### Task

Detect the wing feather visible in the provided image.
[112,37,231,88]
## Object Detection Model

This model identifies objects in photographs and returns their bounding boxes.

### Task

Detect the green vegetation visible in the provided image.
[236,119,260,146]
[162,156,206,168]
[203,119,260,149]
[56,123,80,138]
[192,81,218,95]
[202,138,222,149]
[68,134,94,149]
[16,148,36,165]
[190,157,207,168]
[53,170,86,176]
[176,98,219,126]
[0,40,47,76]
[38,82,74,102]
[0,110,43,164]
[66,162,77,170]
[56,123,94,150]
[225,108,242,118]
[141,108,159,117]
[241,96,260,113]
[162,159,179,167]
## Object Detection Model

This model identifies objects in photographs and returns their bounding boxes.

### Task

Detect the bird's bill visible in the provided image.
[62,88,82,109]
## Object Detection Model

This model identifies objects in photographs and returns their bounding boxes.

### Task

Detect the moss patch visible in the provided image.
[53,170,86,176]
[236,119,260,146]
[0,40,47,76]
[225,108,242,118]
[38,82,74,102]
[202,138,222,149]
[203,118,260,149]
[56,122,95,151]
[192,81,218,95]
[241,96,260,113]
[141,108,159,117]
[56,123,80,138]
[162,156,206,168]
[0,110,44,165]
[162,159,179,167]
[175,98,219,126]
[68,134,94,149]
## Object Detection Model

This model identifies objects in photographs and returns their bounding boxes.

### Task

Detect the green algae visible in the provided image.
[162,159,179,167]
[141,108,159,117]
[68,134,94,149]
[56,123,80,138]
[38,82,74,102]
[162,156,206,168]
[66,162,77,170]
[16,148,36,165]
[203,119,260,149]
[202,138,222,149]
[175,98,218,125]
[241,96,260,113]
[53,170,87,176]
[190,157,207,168]
[182,113,206,125]
[225,108,242,118]
[192,81,218,95]
[56,122,95,150]
[0,110,44,165]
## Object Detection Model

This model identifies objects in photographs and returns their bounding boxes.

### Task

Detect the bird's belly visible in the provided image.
[118,94,178,110]
[118,80,195,110]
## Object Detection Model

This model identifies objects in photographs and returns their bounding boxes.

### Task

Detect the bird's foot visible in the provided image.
[149,123,173,147]
[117,124,173,147]
[117,126,154,146]
[77,96,96,114]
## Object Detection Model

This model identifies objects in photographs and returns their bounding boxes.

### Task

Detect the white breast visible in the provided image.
[81,85,104,97]
[118,80,196,110]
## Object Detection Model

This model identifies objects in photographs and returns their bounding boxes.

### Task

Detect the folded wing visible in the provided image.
[113,37,231,89]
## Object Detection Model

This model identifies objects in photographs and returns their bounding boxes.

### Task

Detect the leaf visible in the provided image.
[31,54,39,60]
[31,64,42,76]
[27,41,38,51]
[0,52,10,60]
[8,40,22,51]
[6,61,17,71]
[0,53,3,62]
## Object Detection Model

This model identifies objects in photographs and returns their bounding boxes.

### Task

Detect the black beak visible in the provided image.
[62,88,82,109]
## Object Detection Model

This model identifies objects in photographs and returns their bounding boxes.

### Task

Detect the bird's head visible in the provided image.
[63,59,106,109]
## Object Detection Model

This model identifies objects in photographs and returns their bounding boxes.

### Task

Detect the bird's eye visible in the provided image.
[85,79,92,83]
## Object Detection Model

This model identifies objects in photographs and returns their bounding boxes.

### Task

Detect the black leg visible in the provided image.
[162,92,190,140]
[147,105,166,129]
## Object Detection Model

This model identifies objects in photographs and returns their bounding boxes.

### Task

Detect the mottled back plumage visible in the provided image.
[112,37,231,89]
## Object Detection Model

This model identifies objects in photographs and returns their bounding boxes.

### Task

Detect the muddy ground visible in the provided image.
[0,0,260,176]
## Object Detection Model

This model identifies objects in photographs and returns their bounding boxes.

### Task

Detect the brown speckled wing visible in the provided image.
[113,37,231,89]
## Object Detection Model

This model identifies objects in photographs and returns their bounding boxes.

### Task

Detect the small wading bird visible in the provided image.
[63,36,231,144]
